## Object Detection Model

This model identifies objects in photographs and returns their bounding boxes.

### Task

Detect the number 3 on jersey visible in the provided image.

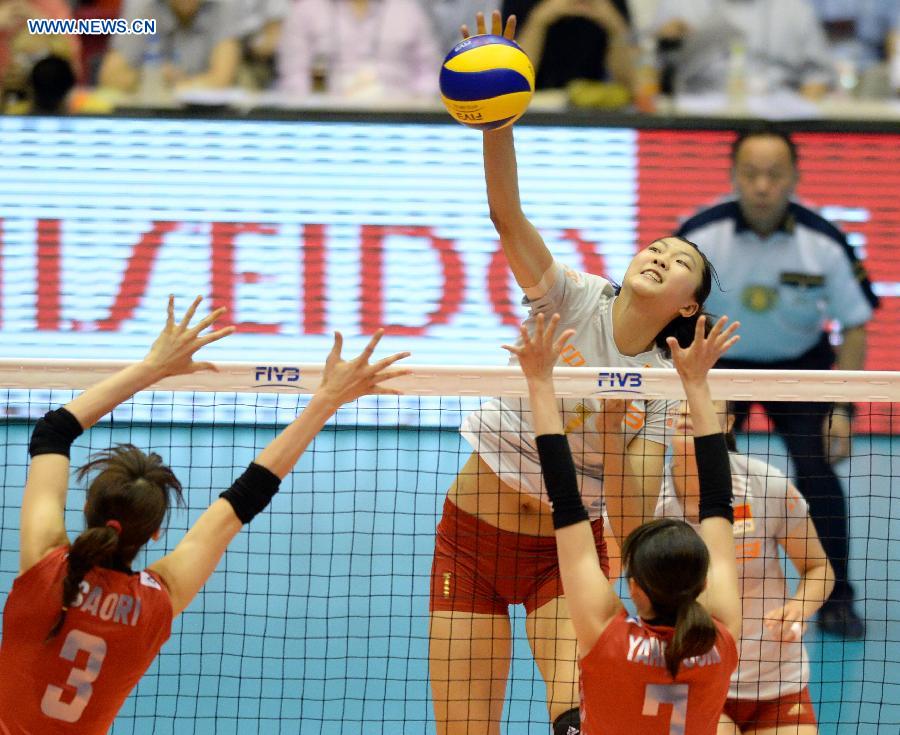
[40,629,108,722]
[643,683,688,735]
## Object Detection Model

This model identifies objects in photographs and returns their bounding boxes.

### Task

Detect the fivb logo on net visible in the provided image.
[254,366,302,389]
[596,370,643,395]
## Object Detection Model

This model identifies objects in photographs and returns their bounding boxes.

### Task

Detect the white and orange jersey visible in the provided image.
[656,453,811,700]
[0,546,172,734]
[580,610,738,734]
[461,263,677,518]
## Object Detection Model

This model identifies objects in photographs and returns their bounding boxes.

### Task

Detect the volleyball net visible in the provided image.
[0,363,897,735]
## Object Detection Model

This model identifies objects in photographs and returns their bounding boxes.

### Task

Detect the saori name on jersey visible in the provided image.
[70,582,143,627]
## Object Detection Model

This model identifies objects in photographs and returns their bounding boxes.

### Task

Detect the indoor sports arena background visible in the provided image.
[0,115,898,734]
[1,117,897,375]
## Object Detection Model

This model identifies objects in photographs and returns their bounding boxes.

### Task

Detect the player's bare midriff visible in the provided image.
[448,453,556,536]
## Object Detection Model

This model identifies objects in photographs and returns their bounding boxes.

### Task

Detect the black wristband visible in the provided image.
[219,462,281,524]
[29,408,85,458]
[695,433,733,524]
[535,434,589,530]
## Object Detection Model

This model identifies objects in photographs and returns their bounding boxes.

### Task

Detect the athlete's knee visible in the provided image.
[553,706,581,735]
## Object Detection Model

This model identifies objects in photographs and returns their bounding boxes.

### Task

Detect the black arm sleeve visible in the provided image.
[219,462,282,524]
[694,433,733,524]
[29,408,84,458]
[535,434,589,530]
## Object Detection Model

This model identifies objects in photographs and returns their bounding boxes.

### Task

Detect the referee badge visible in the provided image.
[742,285,778,313]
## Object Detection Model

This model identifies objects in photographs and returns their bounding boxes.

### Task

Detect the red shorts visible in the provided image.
[723,687,817,730]
[429,498,609,615]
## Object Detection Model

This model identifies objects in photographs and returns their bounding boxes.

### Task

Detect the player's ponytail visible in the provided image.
[47,444,183,640]
[666,596,717,679]
[47,525,120,639]
[623,518,716,678]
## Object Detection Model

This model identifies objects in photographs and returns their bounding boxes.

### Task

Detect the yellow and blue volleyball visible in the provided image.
[440,35,535,130]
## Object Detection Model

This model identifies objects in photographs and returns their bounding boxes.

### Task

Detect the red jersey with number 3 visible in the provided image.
[0,546,172,734]
[580,610,737,735]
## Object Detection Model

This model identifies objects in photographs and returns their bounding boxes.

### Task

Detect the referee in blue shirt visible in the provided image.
[676,125,879,638]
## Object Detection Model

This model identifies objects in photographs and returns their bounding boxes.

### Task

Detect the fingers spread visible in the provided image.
[359,329,386,362]
[490,9,502,35]
[694,313,707,340]
[707,314,726,339]
[372,368,411,385]
[371,351,410,373]
[504,14,517,39]
[179,295,203,330]
[475,11,486,35]
[327,331,344,365]
[190,306,228,337]
[198,325,236,347]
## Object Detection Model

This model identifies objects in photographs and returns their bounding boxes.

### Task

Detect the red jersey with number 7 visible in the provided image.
[580,610,737,735]
[0,546,172,734]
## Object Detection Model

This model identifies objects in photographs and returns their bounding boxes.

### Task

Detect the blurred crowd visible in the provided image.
[1,0,899,113]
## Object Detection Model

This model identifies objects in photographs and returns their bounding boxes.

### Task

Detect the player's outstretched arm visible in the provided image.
[149,330,410,617]
[462,10,554,293]
[504,314,622,653]
[667,315,743,641]
[19,296,233,575]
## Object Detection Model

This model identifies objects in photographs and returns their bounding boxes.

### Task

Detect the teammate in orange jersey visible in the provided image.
[509,312,742,735]
[0,296,408,734]
[658,401,834,734]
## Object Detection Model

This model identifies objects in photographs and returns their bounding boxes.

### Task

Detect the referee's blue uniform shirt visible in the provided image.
[677,200,879,363]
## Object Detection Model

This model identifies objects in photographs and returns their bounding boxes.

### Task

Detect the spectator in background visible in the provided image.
[653,0,833,98]
[235,0,289,89]
[277,0,439,99]
[98,0,241,95]
[810,0,899,68]
[625,0,658,33]
[29,53,76,112]
[809,0,900,96]
[503,0,633,90]
[1,0,81,108]
[424,0,499,58]
[72,0,122,85]
[676,126,879,639]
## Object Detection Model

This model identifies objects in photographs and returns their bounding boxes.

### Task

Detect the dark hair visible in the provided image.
[652,236,720,357]
[29,54,75,114]
[47,444,184,640]
[730,125,798,167]
[622,518,716,678]
[723,401,739,452]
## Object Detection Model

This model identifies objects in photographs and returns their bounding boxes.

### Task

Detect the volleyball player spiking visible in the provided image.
[429,10,720,735]
[509,312,741,735]
[0,296,409,734]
